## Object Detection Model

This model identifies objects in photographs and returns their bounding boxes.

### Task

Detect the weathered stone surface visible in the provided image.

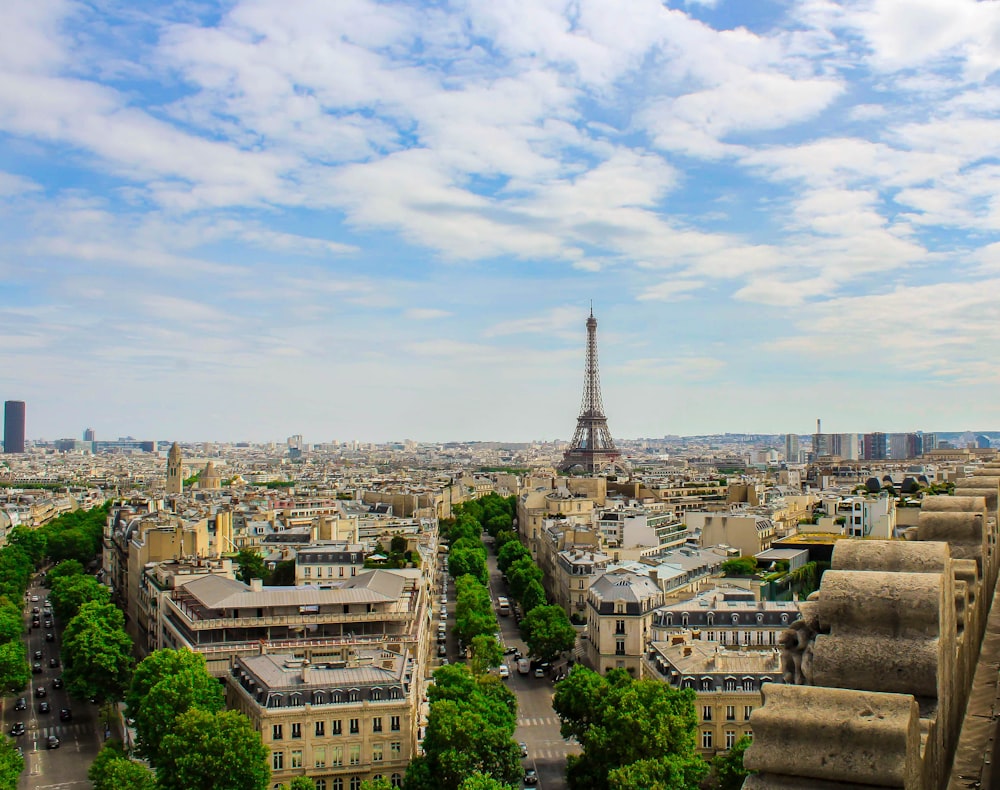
[833,540,948,574]
[745,685,921,788]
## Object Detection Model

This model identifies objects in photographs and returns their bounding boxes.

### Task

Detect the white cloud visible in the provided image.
[404,308,451,320]
[636,279,705,302]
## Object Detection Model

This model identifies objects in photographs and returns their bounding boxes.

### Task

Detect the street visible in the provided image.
[3,574,105,789]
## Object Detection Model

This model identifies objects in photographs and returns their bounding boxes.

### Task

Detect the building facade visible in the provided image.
[3,400,25,454]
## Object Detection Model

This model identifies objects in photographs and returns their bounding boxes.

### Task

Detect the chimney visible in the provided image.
[683,647,692,657]
[250,578,263,592]
[302,665,312,683]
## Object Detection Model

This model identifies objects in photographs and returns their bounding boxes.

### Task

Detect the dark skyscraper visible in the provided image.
[3,401,25,454]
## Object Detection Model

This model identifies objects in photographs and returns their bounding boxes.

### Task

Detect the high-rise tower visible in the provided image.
[561,309,620,473]
[166,442,183,495]
[3,401,25,454]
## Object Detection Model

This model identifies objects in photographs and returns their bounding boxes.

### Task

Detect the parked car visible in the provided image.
[519,742,528,758]
[33,650,42,660]
[14,697,26,711]
[533,667,545,678]
[498,665,510,679]
[437,643,447,657]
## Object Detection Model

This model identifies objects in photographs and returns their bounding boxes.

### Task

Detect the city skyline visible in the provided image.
[3,1,1000,442]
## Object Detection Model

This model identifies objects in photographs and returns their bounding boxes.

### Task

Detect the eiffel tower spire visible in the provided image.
[561,308,620,473]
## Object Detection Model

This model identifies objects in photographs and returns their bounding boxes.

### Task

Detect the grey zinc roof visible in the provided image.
[589,570,661,603]
[179,570,403,610]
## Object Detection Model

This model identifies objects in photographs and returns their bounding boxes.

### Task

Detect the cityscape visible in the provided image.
[4,1,1000,790]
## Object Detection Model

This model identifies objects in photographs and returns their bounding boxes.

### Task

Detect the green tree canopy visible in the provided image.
[132,666,224,764]
[493,530,519,554]
[0,735,25,788]
[507,557,543,601]
[0,640,31,695]
[706,735,752,790]
[448,546,488,585]
[721,558,756,577]
[470,634,503,676]
[496,540,530,575]
[459,772,516,790]
[234,549,267,584]
[553,667,706,790]
[49,573,111,622]
[408,665,521,790]
[520,605,576,663]
[0,599,24,645]
[520,579,547,615]
[88,740,156,790]
[47,558,86,585]
[62,601,133,704]
[484,513,513,538]
[455,575,497,647]
[5,525,47,564]
[156,709,270,790]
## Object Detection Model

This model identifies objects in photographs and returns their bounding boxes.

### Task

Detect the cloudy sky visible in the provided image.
[3,0,1000,444]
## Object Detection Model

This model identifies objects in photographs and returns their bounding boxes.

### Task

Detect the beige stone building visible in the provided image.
[227,648,415,789]
[584,569,664,675]
[687,511,775,557]
[642,636,781,757]
[166,442,183,495]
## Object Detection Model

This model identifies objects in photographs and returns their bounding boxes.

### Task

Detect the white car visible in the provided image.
[498,665,510,679]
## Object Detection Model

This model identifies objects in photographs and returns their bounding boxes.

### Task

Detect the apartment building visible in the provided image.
[227,649,415,790]
[686,511,775,557]
[157,570,424,676]
[584,570,664,675]
[651,589,801,649]
[642,636,781,757]
[295,545,367,586]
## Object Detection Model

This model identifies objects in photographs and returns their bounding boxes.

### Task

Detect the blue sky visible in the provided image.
[3,0,1000,444]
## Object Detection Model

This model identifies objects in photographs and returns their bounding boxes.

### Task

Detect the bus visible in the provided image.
[497,597,510,617]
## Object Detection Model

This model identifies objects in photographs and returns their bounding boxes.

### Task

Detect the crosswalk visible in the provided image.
[526,746,581,761]
[517,715,561,727]
[27,722,91,739]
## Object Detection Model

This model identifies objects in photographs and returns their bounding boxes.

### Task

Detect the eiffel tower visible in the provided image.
[561,308,620,473]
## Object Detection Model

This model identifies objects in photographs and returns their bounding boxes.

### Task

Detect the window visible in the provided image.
[725,678,737,691]
[332,719,342,735]
[350,778,361,790]
[391,774,403,788]
[702,705,712,722]
[291,750,302,769]
[316,721,325,737]
[744,706,753,720]
[726,731,736,749]
[272,724,283,740]
[615,619,625,634]
[304,567,311,577]
[615,639,625,656]
[349,745,361,766]
[331,746,343,767]
[373,717,383,733]
[291,723,302,739]
[314,746,326,768]
[272,751,284,770]
[702,731,713,749]
[332,781,343,790]
[700,678,712,691]
[743,678,755,691]
[316,781,327,790]
[390,715,400,732]
[744,730,753,739]
[373,743,384,763]
[390,742,401,759]
[726,706,735,721]
[349,718,359,734]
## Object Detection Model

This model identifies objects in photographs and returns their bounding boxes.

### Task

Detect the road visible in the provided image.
[485,537,581,790]
[4,573,104,789]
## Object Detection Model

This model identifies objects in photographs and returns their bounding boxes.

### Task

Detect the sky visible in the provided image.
[3,0,1000,444]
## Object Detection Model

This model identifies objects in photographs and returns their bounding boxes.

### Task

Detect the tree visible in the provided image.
[0,641,31,694]
[449,546,488,585]
[409,665,521,790]
[455,576,497,647]
[5,525,47,564]
[360,778,392,790]
[0,735,25,788]
[520,605,576,663]
[47,558,86,586]
[235,549,267,584]
[484,513,513,538]
[493,530,518,554]
[554,667,706,790]
[506,557,542,601]
[89,740,156,790]
[459,772,516,790]
[721,558,756,577]
[390,535,407,554]
[497,540,530,574]
[470,634,503,676]
[282,778,316,790]
[0,599,23,644]
[706,735,752,790]
[267,559,295,586]
[156,708,270,790]
[126,648,223,763]
[49,574,111,622]
[62,601,133,704]
[520,579,547,614]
